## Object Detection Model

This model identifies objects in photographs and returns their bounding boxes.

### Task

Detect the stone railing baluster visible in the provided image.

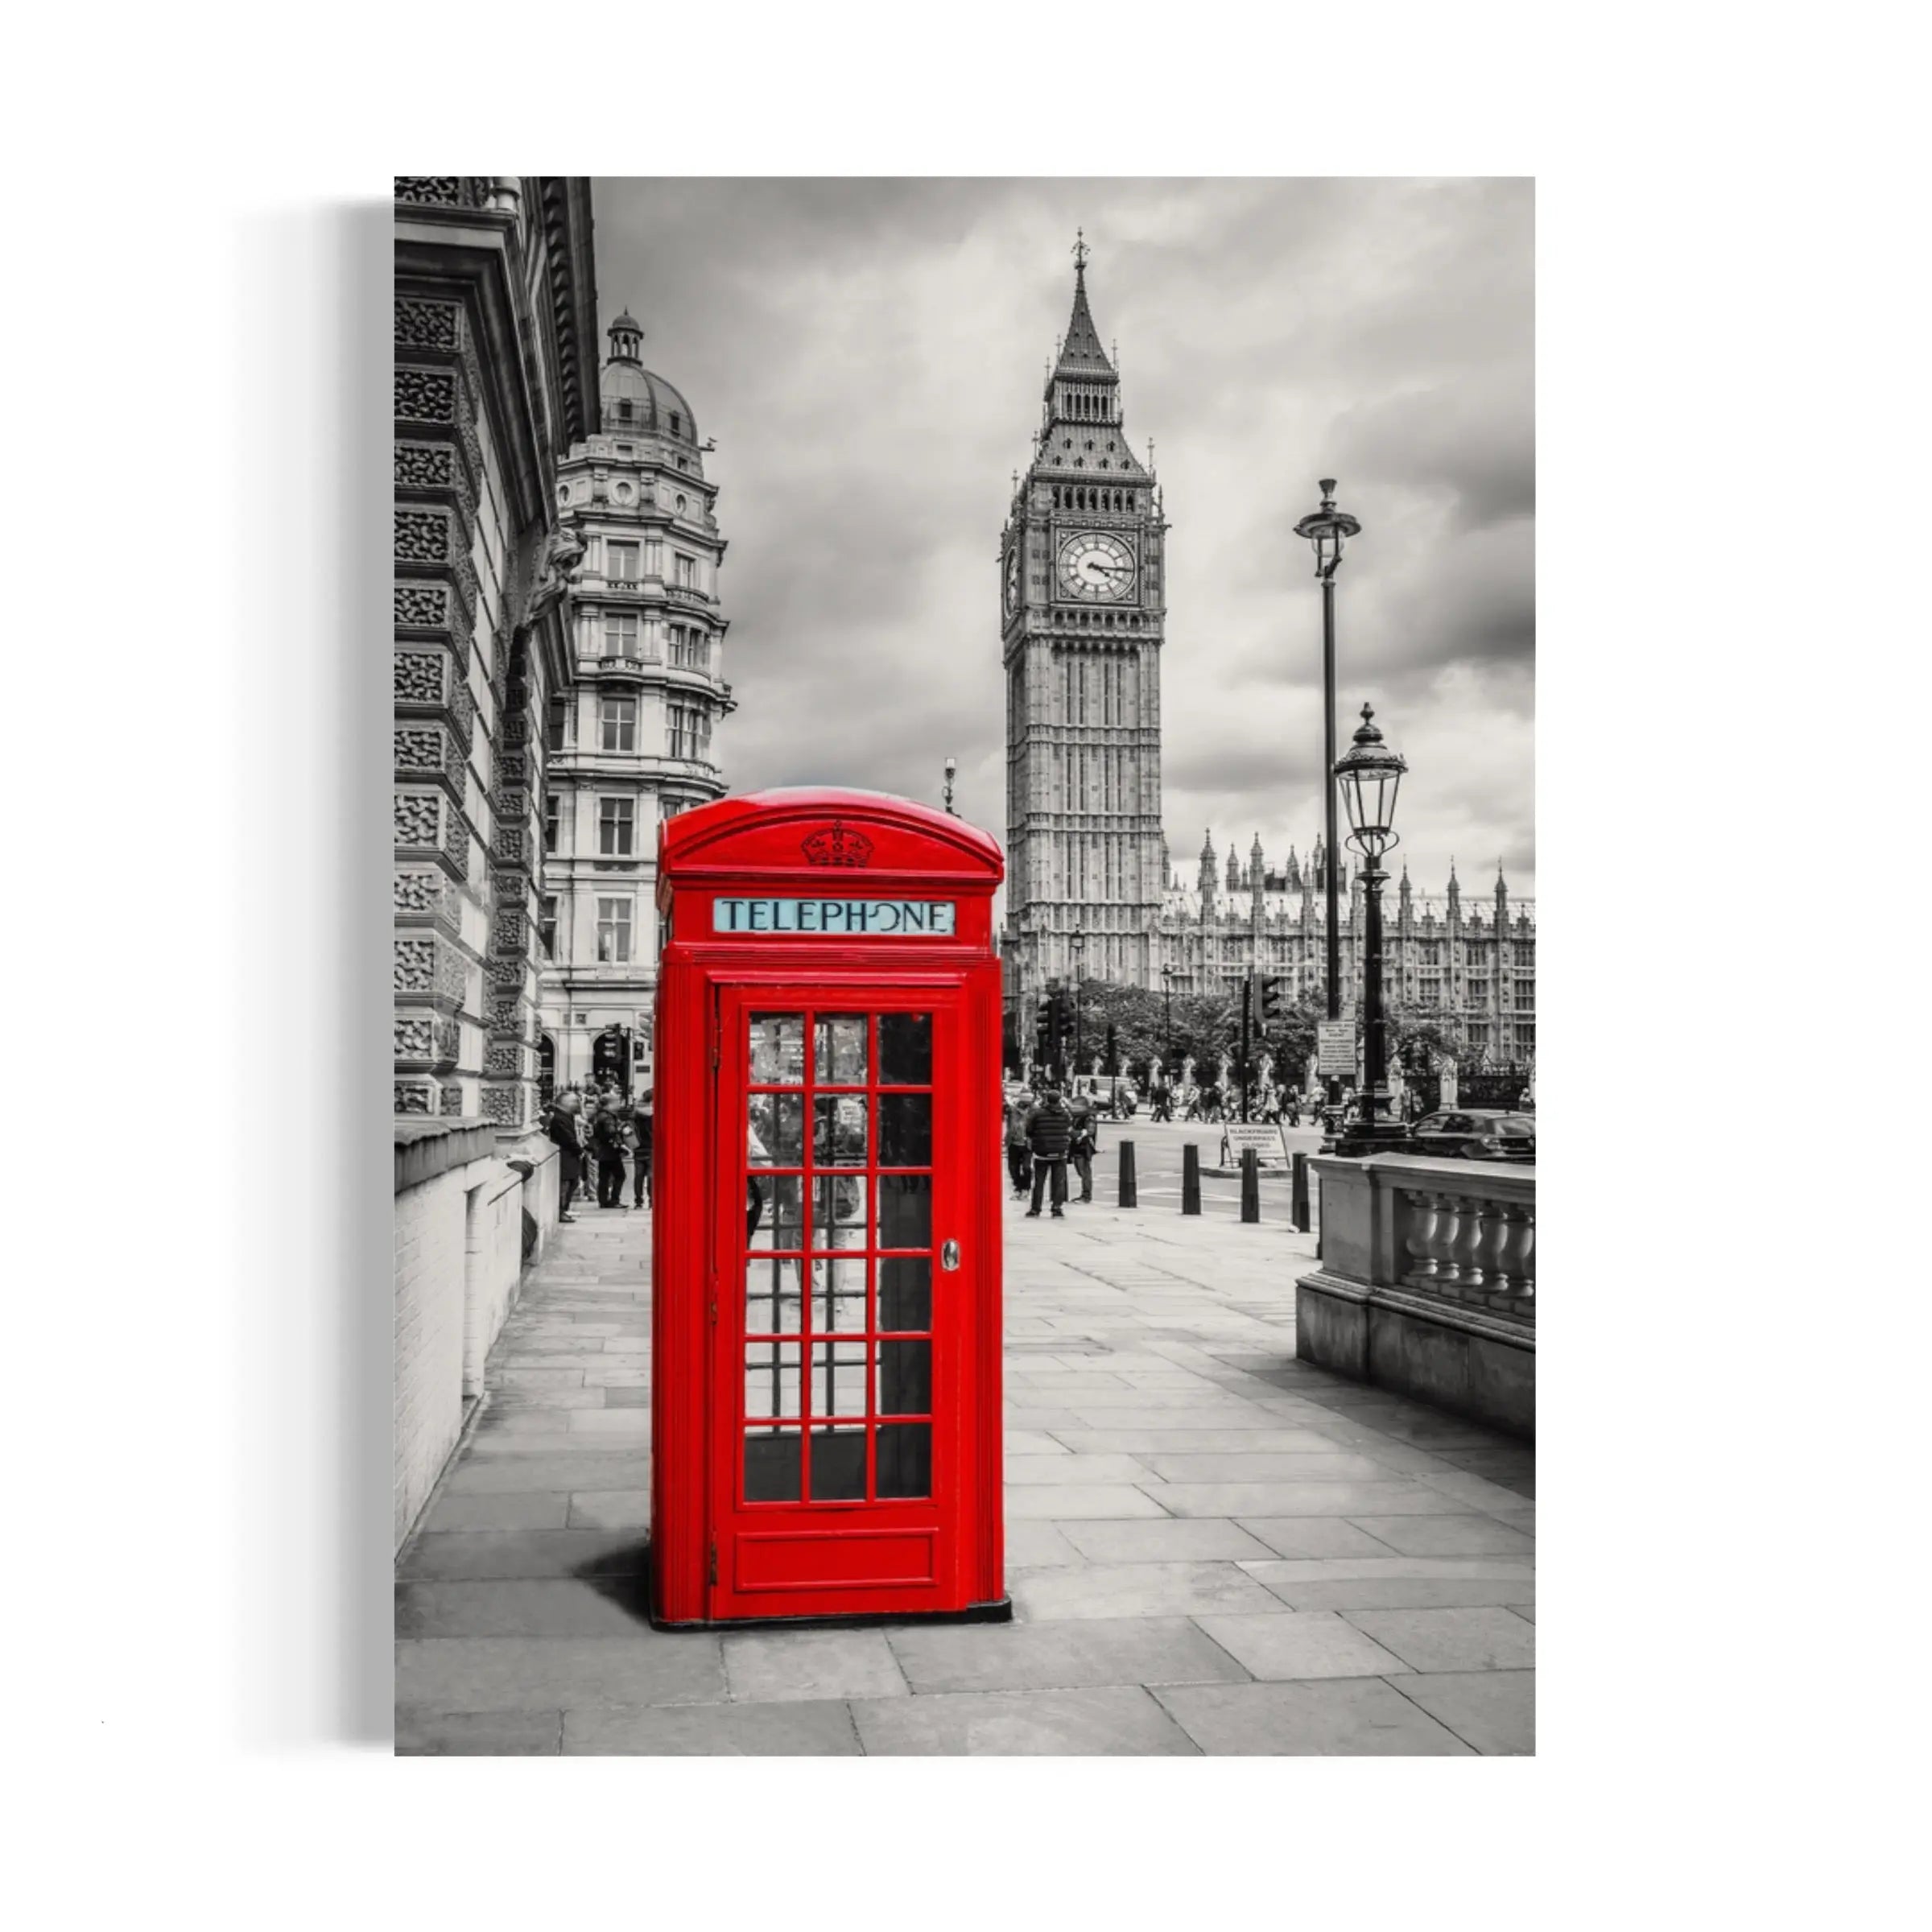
[1448,1195,1487,1291]
[1401,1189,1440,1286]
[1476,1199,1513,1298]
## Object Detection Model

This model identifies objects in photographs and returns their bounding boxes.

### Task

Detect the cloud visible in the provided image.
[590,177,1534,894]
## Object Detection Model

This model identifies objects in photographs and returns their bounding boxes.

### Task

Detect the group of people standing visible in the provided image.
[1002,1082,1100,1220]
[543,1083,651,1224]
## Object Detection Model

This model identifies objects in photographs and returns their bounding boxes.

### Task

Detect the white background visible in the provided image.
[4,0,1920,1923]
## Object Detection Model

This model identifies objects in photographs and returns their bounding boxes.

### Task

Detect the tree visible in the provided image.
[1383,1001,1465,1072]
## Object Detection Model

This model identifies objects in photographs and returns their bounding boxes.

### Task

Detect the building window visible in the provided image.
[597,898,633,963]
[600,696,637,753]
[617,399,633,422]
[540,895,559,960]
[602,611,639,659]
[607,540,639,583]
[670,411,683,436]
[546,696,569,751]
[673,552,697,589]
[597,796,636,856]
[543,792,562,852]
[667,703,711,762]
[671,625,707,671]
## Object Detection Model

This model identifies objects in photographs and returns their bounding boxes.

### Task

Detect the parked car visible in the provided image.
[1410,1108,1536,1162]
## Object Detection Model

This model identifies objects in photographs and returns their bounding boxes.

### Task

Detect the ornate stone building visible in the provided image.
[392,176,599,1129]
[538,312,733,1093]
[1001,240,1167,1022]
[1161,834,1537,1064]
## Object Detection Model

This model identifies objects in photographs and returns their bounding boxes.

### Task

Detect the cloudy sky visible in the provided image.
[592,178,1534,897]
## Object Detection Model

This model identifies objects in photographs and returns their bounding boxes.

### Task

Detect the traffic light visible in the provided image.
[1105,1021,1119,1075]
[1257,976,1282,1028]
[1034,1000,1053,1065]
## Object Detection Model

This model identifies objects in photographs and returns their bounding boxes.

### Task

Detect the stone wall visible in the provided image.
[394,1119,561,1550]
[1297,1154,1534,1439]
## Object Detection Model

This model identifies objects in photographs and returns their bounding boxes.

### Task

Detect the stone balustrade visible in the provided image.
[1397,1179,1535,1318]
[1297,1154,1535,1438]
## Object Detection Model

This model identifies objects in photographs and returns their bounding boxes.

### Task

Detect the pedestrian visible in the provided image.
[546,1090,584,1222]
[1003,1087,1034,1198]
[589,1095,627,1208]
[1067,1085,1098,1203]
[631,1096,654,1208]
[1024,1084,1073,1219]
[747,1120,770,1241]
[1286,1090,1302,1129]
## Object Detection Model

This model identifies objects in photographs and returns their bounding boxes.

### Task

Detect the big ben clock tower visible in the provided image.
[1001,235,1168,1030]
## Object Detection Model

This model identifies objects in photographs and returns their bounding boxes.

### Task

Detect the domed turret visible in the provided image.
[600,311,700,446]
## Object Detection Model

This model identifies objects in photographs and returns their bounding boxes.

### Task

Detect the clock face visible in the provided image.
[1058,530,1135,601]
[1004,547,1020,613]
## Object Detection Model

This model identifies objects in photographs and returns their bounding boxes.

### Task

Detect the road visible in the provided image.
[1022,1111,1323,1226]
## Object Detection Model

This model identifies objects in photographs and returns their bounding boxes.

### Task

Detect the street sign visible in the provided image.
[1316,1021,1356,1076]
[1220,1121,1289,1168]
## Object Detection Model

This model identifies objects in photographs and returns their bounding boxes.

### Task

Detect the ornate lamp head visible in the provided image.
[1335,704,1407,861]
[1293,477,1363,580]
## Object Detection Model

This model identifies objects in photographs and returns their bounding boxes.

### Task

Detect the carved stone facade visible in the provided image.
[393,176,597,1131]
[536,309,734,1097]
[1160,841,1537,1065]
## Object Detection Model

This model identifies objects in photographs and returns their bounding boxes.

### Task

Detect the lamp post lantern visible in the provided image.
[942,756,957,816]
[1334,703,1410,1155]
[1293,479,1362,1116]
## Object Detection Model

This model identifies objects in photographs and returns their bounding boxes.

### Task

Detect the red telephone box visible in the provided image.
[650,788,1009,1628]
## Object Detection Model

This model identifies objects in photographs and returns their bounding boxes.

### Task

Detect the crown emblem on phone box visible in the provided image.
[802,820,874,867]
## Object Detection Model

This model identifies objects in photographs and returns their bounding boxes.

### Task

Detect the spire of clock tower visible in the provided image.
[1051,231,1113,385]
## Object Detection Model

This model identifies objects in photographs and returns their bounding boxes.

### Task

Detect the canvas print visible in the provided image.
[392,176,1534,1755]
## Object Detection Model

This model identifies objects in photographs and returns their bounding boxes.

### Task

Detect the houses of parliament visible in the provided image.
[1000,243,1535,1067]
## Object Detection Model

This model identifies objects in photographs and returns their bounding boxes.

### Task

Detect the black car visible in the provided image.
[1410,1108,1536,1162]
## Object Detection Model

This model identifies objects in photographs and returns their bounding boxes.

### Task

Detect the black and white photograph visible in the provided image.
[389,175,1535,1755]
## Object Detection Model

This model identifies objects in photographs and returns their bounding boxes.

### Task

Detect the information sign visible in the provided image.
[1220,1121,1290,1167]
[1316,1021,1357,1076]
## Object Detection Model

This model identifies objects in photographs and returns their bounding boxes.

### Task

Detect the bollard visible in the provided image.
[1117,1139,1137,1208]
[1291,1151,1311,1233]
[1240,1148,1261,1224]
[1181,1142,1201,1215]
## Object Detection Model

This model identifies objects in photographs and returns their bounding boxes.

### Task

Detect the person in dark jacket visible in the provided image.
[546,1091,584,1222]
[1024,1087,1073,1218]
[588,1096,627,1208]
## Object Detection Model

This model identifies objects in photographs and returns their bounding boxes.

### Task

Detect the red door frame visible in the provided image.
[704,977,980,1622]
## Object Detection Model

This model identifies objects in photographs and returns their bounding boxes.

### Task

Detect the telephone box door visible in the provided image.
[711,983,983,1620]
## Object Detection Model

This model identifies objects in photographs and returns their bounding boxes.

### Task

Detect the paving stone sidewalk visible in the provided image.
[396,1187,1534,1756]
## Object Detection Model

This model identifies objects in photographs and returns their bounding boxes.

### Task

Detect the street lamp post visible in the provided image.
[1334,703,1410,1155]
[1293,480,1363,1116]
[1161,964,1175,1067]
[1070,927,1086,1085]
